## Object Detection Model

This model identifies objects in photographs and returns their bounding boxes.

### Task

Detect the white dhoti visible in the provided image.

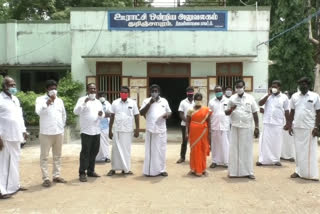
[228,127,254,177]
[293,128,319,180]
[258,124,283,164]
[96,129,110,162]
[143,131,167,176]
[111,131,132,172]
[211,130,229,165]
[281,130,295,159]
[0,140,21,195]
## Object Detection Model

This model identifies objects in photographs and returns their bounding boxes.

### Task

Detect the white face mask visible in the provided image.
[271,88,278,94]
[151,92,159,99]
[99,97,106,103]
[88,93,96,100]
[48,90,57,97]
[225,90,232,97]
[236,87,244,95]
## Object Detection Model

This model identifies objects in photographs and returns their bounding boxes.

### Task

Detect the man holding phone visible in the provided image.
[36,80,67,187]
[74,83,104,182]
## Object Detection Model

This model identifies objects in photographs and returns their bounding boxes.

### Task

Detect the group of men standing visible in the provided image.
[177,78,320,180]
[0,75,319,199]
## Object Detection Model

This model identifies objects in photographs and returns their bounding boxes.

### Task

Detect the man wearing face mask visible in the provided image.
[140,84,172,177]
[224,86,233,99]
[176,87,194,164]
[95,93,111,163]
[288,77,320,181]
[256,80,289,167]
[225,79,259,179]
[107,86,139,176]
[74,83,104,182]
[35,80,67,187]
[0,76,28,199]
[208,85,230,168]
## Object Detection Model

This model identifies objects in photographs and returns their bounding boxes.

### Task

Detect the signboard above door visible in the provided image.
[108,11,228,31]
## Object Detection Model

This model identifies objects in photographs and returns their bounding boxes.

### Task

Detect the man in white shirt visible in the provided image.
[107,86,139,176]
[0,77,27,199]
[74,83,104,182]
[176,86,194,164]
[140,84,172,177]
[35,80,67,187]
[225,79,259,179]
[281,91,295,162]
[256,80,290,166]
[208,85,230,168]
[289,77,320,181]
[95,93,112,163]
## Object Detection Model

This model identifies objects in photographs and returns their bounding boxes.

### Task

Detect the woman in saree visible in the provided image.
[186,93,212,177]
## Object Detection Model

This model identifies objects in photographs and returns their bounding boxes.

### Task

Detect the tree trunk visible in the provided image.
[314,64,320,93]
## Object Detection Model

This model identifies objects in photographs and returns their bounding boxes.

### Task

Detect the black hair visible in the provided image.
[186,86,194,92]
[150,84,160,91]
[225,85,232,90]
[214,85,223,90]
[121,86,130,93]
[45,79,57,89]
[194,92,203,100]
[86,83,96,90]
[235,79,245,86]
[1,76,13,90]
[297,77,311,85]
[271,80,281,87]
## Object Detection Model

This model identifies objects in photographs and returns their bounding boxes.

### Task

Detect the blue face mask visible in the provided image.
[215,92,223,98]
[8,87,17,95]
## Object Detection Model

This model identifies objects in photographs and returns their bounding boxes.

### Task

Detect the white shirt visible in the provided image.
[110,98,139,132]
[0,92,26,142]
[73,96,104,135]
[178,98,194,126]
[35,95,66,135]
[140,97,172,133]
[261,93,289,126]
[208,96,230,131]
[291,91,320,129]
[227,93,258,128]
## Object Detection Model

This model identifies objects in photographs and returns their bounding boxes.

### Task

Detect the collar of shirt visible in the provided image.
[299,91,310,96]
[1,91,12,100]
[184,98,193,104]
[214,96,226,102]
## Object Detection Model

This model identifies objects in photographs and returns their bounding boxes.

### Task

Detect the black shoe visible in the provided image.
[107,170,116,176]
[0,193,12,199]
[256,162,263,166]
[288,158,295,162]
[87,172,100,177]
[290,172,300,178]
[160,172,168,177]
[122,170,133,175]
[42,180,52,188]
[79,174,87,182]
[248,175,256,180]
[210,163,217,168]
[274,162,282,166]
[105,158,111,163]
[176,158,185,164]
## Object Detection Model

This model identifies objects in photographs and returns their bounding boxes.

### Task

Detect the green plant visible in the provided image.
[16,72,84,126]
[58,72,84,125]
[16,91,41,126]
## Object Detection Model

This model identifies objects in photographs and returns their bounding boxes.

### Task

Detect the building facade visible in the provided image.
[0,7,270,129]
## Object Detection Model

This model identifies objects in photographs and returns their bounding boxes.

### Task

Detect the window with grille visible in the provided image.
[96,62,122,102]
[216,62,242,89]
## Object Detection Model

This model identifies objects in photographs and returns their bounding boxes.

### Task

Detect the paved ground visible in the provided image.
[1,139,320,214]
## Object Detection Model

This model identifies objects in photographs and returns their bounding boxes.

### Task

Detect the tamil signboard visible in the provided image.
[108,11,228,31]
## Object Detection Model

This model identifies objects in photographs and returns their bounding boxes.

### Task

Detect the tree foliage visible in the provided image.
[269,0,315,91]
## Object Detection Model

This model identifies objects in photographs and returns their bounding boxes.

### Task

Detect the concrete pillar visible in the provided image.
[6,20,18,65]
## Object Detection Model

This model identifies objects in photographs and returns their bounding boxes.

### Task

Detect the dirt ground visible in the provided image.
[1,139,320,214]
